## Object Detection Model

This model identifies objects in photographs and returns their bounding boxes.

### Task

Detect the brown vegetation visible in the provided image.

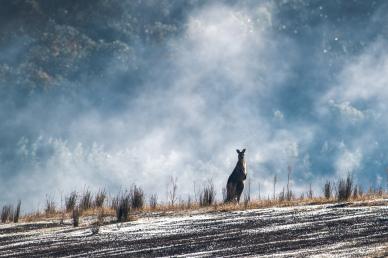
[12,191,387,226]
[1,174,387,226]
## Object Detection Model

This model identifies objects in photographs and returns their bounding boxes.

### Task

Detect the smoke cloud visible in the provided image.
[1,1,388,211]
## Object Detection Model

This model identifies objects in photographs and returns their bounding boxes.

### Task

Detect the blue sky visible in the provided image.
[1,0,388,210]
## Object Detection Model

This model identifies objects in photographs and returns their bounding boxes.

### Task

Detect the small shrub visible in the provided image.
[337,174,353,201]
[1,205,12,223]
[13,200,21,223]
[199,181,215,207]
[116,193,131,222]
[324,181,332,199]
[149,194,158,210]
[130,185,144,210]
[79,190,92,211]
[65,192,77,212]
[94,189,106,208]
[72,207,80,227]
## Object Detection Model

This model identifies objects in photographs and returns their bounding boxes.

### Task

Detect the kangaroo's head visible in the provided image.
[236,149,246,161]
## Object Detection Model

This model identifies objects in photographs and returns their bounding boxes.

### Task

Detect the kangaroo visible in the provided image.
[226,149,247,203]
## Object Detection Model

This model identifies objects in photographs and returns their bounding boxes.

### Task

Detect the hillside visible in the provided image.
[1,200,387,257]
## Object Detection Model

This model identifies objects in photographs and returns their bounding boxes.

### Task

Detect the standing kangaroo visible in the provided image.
[226,149,247,203]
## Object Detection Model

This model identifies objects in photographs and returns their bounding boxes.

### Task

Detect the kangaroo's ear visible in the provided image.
[242,149,246,153]
[236,149,240,154]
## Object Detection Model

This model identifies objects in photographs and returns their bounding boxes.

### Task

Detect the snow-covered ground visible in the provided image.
[0,201,387,257]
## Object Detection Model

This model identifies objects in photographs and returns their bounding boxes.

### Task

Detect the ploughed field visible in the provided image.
[0,201,387,257]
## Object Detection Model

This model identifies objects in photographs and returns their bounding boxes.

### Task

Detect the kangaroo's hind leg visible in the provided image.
[236,181,244,203]
[226,182,237,202]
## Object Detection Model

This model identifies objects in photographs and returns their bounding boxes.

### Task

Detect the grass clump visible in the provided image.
[337,174,353,201]
[45,196,56,216]
[94,189,106,208]
[65,191,77,212]
[79,189,92,211]
[1,205,12,223]
[130,185,144,210]
[13,200,21,223]
[115,192,131,222]
[324,181,332,199]
[149,194,158,210]
[199,181,216,207]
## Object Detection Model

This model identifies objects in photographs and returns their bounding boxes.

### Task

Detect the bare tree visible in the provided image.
[193,182,200,203]
[308,183,313,199]
[386,168,388,193]
[186,195,192,209]
[273,175,277,200]
[149,194,158,210]
[286,165,292,201]
[167,176,178,207]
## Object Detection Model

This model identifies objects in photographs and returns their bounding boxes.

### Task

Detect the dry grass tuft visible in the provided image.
[199,181,216,207]
[149,194,158,210]
[13,200,21,223]
[94,189,106,208]
[14,183,387,224]
[65,192,77,212]
[337,174,353,201]
[130,185,144,210]
[79,190,93,211]
[45,196,56,216]
[115,192,131,222]
[324,181,332,199]
[1,205,12,223]
[72,207,80,227]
